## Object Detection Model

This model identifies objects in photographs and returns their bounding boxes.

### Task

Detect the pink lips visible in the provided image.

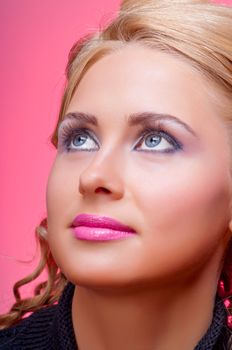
[71,214,136,241]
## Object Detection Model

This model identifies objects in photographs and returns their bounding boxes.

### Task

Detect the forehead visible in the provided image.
[70,45,203,100]
[66,44,220,131]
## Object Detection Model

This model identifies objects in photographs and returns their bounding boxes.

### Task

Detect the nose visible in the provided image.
[78,151,124,200]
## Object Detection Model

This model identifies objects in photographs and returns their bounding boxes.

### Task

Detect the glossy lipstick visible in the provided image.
[71,214,136,241]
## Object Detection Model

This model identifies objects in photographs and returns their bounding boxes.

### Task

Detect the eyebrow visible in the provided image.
[63,112,98,126]
[128,112,197,136]
[62,111,197,137]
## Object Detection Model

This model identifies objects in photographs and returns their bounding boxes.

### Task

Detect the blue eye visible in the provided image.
[135,129,182,153]
[144,134,162,148]
[70,132,98,151]
[73,134,87,146]
[58,122,182,154]
[58,125,99,152]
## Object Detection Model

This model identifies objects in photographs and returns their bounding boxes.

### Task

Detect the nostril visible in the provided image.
[95,187,111,194]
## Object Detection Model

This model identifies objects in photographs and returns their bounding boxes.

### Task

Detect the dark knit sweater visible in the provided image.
[0,282,231,349]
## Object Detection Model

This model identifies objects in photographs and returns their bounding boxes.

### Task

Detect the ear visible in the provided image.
[35,217,48,240]
[229,216,232,234]
[36,223,48,240]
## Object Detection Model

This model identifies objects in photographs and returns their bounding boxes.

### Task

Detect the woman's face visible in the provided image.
[46,45,232,290]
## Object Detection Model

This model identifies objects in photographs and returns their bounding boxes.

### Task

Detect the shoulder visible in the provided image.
[0,304,57,349]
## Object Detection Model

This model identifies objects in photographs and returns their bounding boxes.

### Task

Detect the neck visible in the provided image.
[71,263,220,350]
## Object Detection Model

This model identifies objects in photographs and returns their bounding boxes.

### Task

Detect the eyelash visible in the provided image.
[135,126,182,153]
[57,122,183,154]
[58,124,98,152]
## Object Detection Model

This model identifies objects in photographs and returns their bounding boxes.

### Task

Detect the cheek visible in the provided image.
[46,153,96,210]
[46,159,79,270]
[130,157,231,256]
[46,159,77,226]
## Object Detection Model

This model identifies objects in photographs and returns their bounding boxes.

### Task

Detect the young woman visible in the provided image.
[1,0,232,349]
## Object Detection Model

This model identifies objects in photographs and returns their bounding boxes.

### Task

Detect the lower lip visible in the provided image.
[72,226,135,241]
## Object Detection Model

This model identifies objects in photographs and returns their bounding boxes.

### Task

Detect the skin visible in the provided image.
[46,44,232,350]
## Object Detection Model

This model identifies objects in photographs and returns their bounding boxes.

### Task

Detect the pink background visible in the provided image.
[0,0,231,314]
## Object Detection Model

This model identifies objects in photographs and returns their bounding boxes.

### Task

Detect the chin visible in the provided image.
[61,264,137,290]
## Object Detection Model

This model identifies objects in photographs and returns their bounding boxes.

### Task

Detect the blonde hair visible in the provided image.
[1,0,232,330]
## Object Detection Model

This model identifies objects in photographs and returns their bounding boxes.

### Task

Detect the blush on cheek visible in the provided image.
[141,164,230,247]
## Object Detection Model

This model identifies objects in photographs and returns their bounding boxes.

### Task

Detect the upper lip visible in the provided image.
[71,213,136,233]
